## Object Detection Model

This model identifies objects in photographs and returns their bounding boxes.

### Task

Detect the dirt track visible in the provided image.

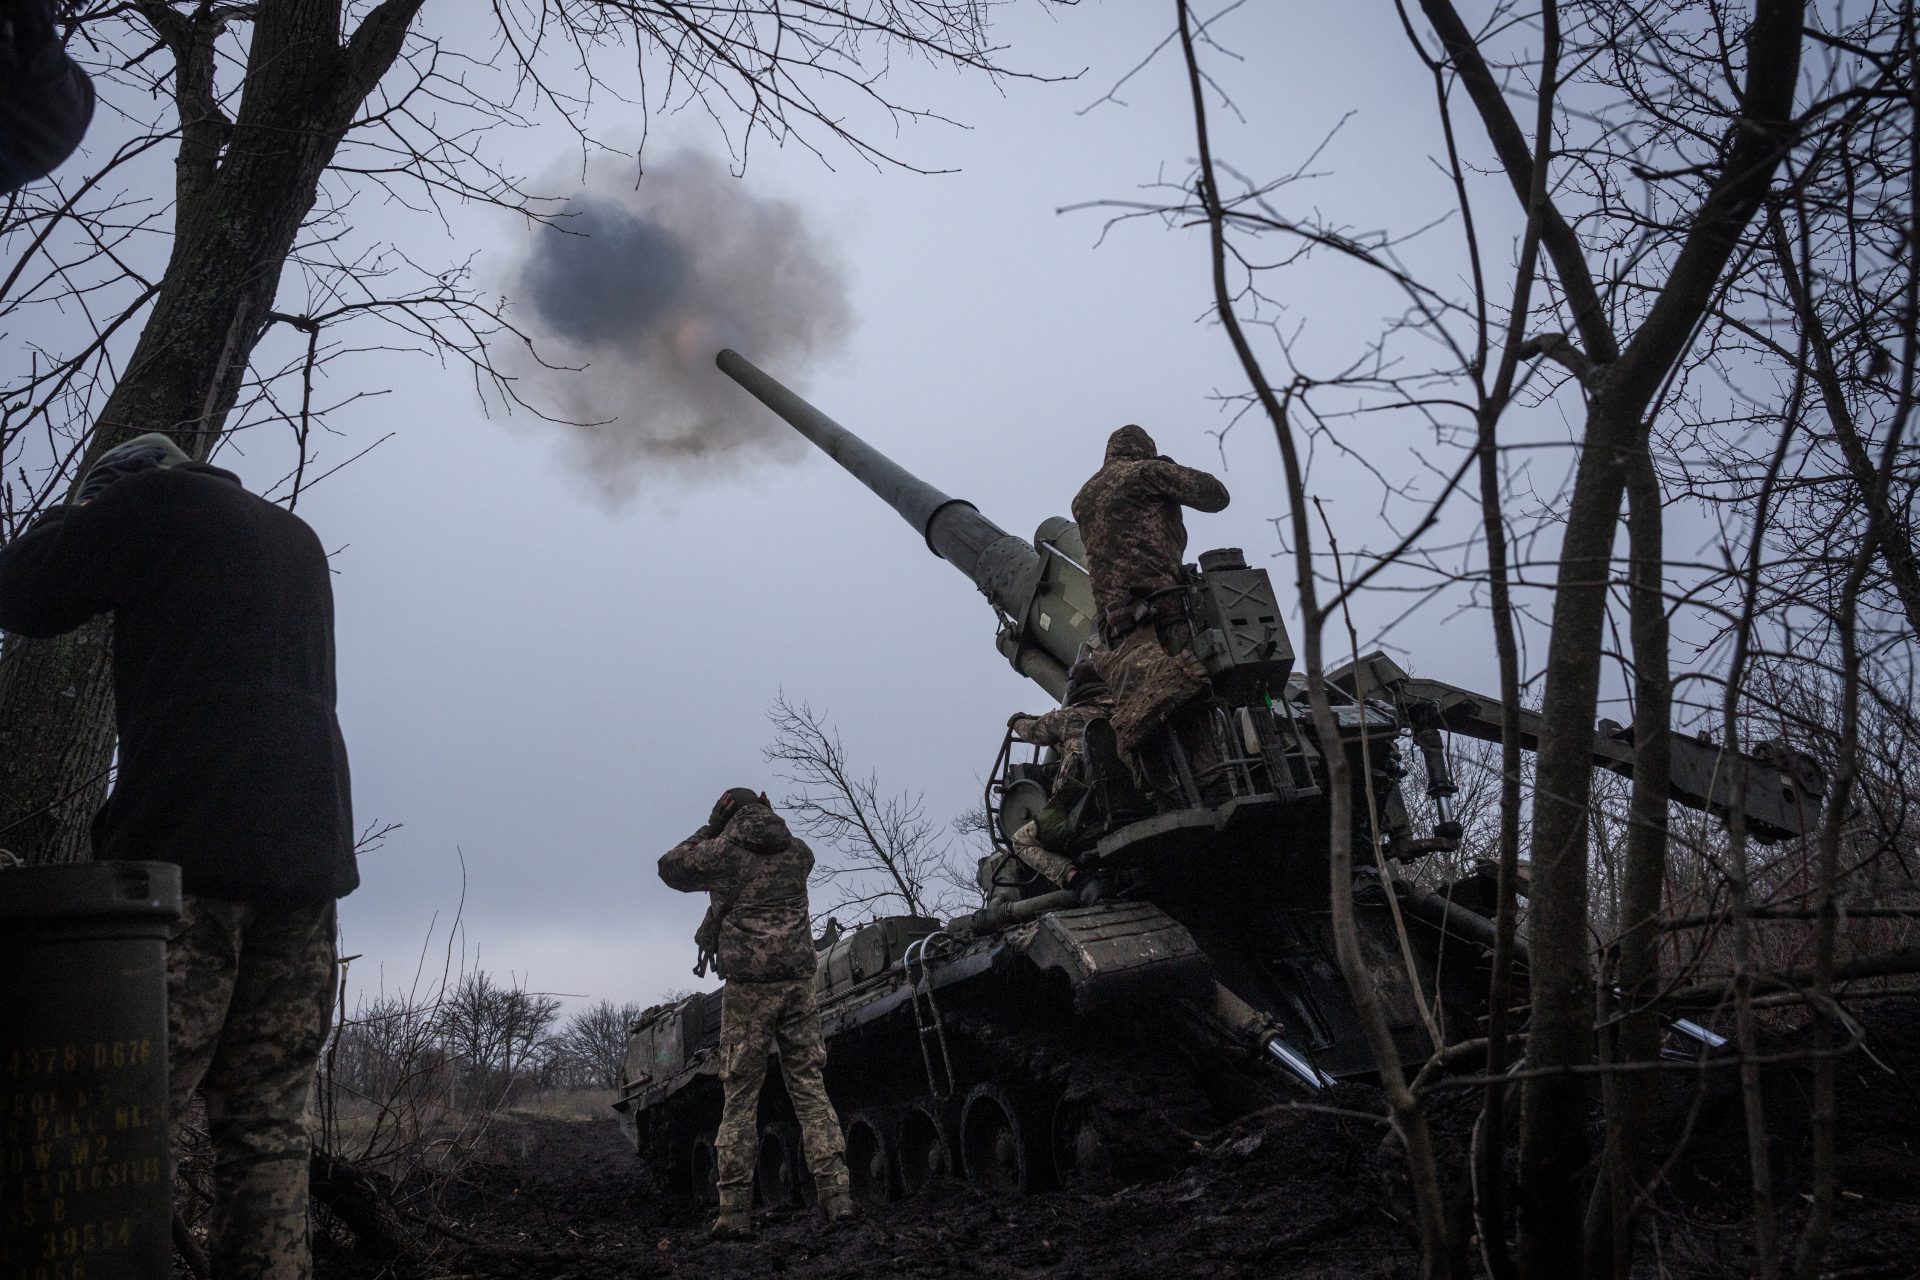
[317,1001,1920,1279]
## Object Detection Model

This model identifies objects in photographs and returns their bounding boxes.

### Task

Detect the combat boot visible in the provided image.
[817,1175,857,1226]
[710,1192,756,1242]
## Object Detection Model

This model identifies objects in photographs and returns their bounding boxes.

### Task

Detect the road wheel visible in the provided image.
[756,1122,807,1207]
[895,1101,954,1197]
[961,1082,1050,1195]
[845,1111,895,1204]
[1050,1095,1097,1189]
[690,1132,719,1205]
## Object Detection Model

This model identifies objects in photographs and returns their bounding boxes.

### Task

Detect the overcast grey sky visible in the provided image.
[13,3,1629,1017]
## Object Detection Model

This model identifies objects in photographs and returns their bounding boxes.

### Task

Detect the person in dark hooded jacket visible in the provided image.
[659,789,854,1238]
[1068,425,1231,785]
[0,430,354,1280]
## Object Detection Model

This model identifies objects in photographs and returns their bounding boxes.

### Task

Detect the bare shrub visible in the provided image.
[764,693,972,922]
[545,999,647,1093]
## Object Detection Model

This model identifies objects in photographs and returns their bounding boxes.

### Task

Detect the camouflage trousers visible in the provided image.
[979,823,1078,905]
[1095,621,1210,759]
[168,895,337,1280]
[1010,820,1077,889]
[1095,619,1235,802]
[716,978,848,1208]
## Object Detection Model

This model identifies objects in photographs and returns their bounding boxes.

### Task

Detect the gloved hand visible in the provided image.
[707,786,765,834]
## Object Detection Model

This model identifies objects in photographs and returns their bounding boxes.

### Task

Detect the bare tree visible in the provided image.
[549,998,646,1093]
[431,970,561,1108]
[1085,2,1916,1277]
[327,992,452,1110]
[763,693,968,922]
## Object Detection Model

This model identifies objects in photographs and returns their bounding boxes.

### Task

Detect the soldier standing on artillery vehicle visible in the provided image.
[982,659,1114,902]
[0,432,357,1280]
[1070,424,1231,797]
[658,788,855,1239]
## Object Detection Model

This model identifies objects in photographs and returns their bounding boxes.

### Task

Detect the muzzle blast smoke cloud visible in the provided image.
[507,150,854,501]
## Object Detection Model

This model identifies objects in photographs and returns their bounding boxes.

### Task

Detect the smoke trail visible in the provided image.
[506,150,854,499]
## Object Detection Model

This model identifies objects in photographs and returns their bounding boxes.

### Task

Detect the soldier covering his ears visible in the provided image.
[658,788,855,1239]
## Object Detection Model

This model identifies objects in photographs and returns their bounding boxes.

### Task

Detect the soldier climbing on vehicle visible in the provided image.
[980,658,1116,902]
[658,788,856,1239]
[983,660,1121,901]
[1070,424,1232,799]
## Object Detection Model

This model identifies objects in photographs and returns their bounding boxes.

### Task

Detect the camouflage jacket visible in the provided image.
[1069,426,1230,618]
[1010,703,1111,790]
[658,803,816,983]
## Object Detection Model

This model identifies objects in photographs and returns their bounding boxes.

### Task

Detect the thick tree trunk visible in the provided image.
[1515,6,1804,1271]
[0,619,114,861]
[1516,411,1628,1273]
[0,0,424,863]
[1583,447,1672,1279]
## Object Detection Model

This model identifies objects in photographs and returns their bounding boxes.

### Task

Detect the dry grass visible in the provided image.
[508,1088,615,1122]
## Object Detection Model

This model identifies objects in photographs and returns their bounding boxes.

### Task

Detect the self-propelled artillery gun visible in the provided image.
[612,351,1824,1207]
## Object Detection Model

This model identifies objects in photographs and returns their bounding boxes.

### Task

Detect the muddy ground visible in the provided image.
[314,1002,1920,1279]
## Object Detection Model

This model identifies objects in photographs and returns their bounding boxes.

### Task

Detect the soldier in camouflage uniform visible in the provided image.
[983,660,1114,901]
[659,789,854,1240]
[1070,425,1231,792]
[166,900,336,1275]
[0,433,357,1279]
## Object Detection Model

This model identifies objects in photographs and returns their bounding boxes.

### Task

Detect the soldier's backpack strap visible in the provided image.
[692,904,721,978]
[690,844,751,978]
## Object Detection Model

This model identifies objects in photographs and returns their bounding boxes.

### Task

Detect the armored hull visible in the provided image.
[614,834,1498,1204]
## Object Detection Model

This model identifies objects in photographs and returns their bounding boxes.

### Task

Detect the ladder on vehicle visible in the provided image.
[903,933,956,1100]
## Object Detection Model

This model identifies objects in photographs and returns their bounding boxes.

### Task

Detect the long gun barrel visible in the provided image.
[717,350,1092,697]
